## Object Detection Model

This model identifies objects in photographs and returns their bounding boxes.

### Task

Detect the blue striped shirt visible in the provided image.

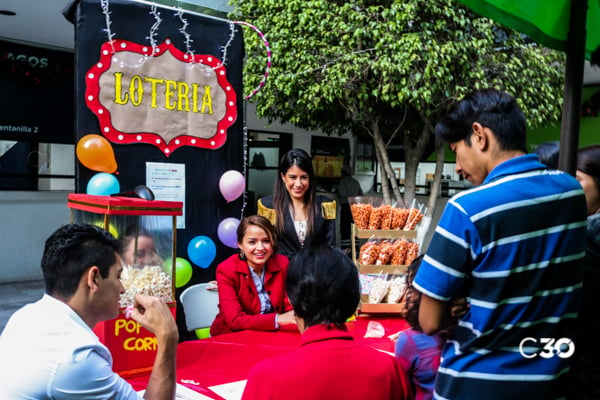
[414,154,587,400]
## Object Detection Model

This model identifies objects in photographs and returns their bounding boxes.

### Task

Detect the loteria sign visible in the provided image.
[85,38,237,156]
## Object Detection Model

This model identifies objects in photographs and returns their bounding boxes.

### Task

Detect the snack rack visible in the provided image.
[351,223,416,313]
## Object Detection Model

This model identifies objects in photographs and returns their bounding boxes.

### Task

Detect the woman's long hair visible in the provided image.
[273,148,317,235]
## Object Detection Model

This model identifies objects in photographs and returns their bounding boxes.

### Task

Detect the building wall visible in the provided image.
[0,191,70,282]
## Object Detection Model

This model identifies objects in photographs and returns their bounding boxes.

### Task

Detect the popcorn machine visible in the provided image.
[67,193,183,376]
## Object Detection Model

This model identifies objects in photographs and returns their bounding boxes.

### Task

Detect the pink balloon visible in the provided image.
[219,170,245,202]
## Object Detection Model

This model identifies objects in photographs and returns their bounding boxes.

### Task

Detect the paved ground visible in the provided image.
[0,280,45,334]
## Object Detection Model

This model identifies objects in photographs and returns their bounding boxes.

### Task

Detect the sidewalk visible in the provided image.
[0,280,45,334]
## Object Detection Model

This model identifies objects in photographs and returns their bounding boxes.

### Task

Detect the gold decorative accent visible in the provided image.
[257,199,277,225]
[321,200,337,220]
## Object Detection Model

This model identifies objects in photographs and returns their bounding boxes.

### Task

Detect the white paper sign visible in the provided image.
[146,162,186,229]
[208,380,247,400]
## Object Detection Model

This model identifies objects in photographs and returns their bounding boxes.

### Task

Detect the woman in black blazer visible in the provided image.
[258,148,336,259]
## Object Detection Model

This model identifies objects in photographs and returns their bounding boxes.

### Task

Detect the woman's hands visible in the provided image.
[277,310,297,327]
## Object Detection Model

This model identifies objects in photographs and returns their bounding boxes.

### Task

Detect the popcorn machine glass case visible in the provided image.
[67,193,183,376]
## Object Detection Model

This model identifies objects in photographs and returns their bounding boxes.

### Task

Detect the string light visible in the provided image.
[289,47,379,77]
[240,125,249,218]
[176,1,195,62]
[100,0,116,54]
[233,21,271,100]
[147,5,162,57]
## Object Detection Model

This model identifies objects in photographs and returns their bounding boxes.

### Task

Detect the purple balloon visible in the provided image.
[219,170,245,202]
[218,217,240,248]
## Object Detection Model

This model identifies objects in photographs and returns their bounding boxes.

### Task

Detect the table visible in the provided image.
[126,315,408,398]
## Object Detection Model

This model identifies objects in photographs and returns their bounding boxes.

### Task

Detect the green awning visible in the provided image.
[458,0,600,60]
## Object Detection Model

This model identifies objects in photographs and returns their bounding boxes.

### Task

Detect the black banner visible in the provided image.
[69,0,245,338]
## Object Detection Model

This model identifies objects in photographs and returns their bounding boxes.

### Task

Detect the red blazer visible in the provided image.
[242,324,413,400]
[210,254,293,336]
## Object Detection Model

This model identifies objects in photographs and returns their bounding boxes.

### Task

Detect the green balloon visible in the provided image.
[195,327,211,339]
[174,257,193,288]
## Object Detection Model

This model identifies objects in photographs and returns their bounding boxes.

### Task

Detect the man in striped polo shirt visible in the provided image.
[413,89,587,399]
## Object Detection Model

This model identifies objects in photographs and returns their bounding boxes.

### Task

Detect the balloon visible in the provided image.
[86,173,120,196]
[195,327,211,339]
[219,170,245,202]
[76,134,117,173]
[187,235,217,269]
[217,217,240,248]
[174,257,193,288]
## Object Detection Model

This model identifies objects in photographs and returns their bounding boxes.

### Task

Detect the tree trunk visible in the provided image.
[376,144,391,203]
[371,118,403,205]
[403,127,432,206]
[426,135,445,218]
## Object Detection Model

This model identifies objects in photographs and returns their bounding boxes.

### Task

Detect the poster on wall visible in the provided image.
[146,162,186,229]
[66,0,245,297]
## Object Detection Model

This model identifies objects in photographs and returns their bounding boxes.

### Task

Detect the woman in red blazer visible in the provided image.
[210,215,296,336]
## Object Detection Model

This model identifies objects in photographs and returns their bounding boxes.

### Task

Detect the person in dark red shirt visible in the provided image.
[242,244,413,400]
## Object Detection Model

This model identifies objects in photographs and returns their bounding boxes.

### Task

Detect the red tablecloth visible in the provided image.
[126,315,408,397]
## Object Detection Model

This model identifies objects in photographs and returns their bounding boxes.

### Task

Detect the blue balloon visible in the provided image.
[187,235,217,269]
[86,173,120,196]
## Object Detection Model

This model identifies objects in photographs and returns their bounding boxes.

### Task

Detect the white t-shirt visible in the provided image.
[0,294,140,399]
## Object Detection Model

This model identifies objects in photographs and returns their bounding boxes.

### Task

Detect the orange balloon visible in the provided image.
[76,134,117,173]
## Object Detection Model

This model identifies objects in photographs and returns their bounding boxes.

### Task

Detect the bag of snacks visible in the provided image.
[390,239,409,265]
[376,240,395,265]
[368,205,385,230]
[368,277,390,304]
[359,238,380,265]
[379,205,393,230]
[349,196,383,229]
[386,275,407,303]
[405,241,420,266]
[391,207,410,230]
[403,199,427,230]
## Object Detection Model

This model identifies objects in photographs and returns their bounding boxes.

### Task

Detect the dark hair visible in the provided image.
[404,255,455,339]
[273,148,317,235]
[435,88,527,153]
[41,223,120,299]
[577,144,600,191]
[120,225,153,255]
[237,215,278,254]
[533,141,560,169]
[286,244,360,328]
[403,255,425,331]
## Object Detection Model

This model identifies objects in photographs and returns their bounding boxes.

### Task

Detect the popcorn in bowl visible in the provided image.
[119,265,174,309]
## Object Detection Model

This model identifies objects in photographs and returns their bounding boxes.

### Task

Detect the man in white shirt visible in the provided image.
[0,223,178,399]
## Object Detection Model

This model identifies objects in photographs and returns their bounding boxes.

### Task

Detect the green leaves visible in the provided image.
[231,0,565,144]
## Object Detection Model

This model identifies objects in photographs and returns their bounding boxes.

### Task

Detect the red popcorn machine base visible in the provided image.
[93,303,177,378]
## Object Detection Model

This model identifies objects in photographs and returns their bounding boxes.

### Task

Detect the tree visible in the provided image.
[230,0,565,214]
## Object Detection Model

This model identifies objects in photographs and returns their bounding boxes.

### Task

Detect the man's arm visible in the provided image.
[130,295,178,400]
[419,294,449,335]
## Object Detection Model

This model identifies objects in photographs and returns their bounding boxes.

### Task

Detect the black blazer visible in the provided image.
[257,195,336,259]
